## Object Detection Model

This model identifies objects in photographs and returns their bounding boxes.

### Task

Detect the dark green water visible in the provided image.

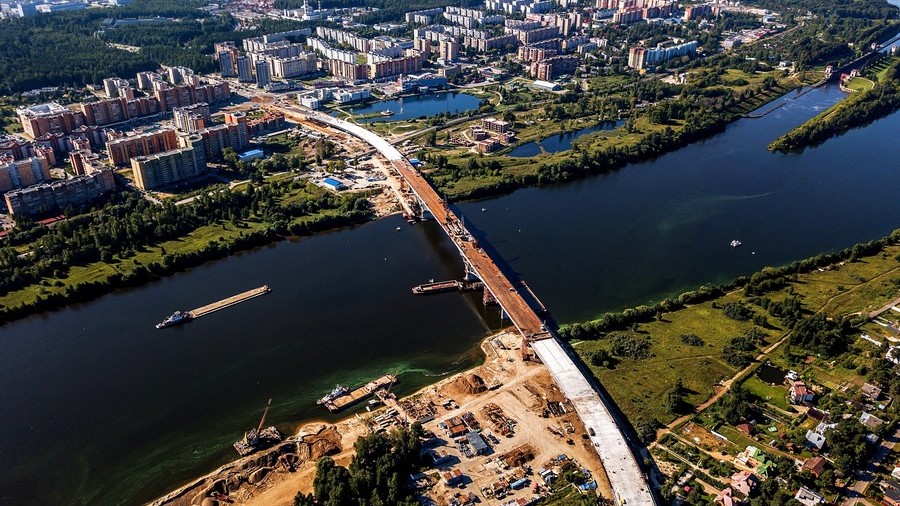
[2,83,899,505]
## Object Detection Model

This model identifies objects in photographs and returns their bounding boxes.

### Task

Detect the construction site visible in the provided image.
[151,331,614,506]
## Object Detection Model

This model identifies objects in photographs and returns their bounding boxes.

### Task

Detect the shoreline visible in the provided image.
[148,330,527,506]
[1,78,820,326]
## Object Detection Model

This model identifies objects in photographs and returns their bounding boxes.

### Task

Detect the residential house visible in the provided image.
[802,457,827,478]
[861,411,885,429]
[715,487,735,506]
[790,381,815,404]
[730,470,757,497]
[442,468,464,485]
[806,430,826,451]
[736,423,754,437]
[884,487,900,506]
[794,486,824,506]
[862,382,883,400]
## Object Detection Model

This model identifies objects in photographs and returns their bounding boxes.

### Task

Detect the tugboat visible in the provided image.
[317,385,349,405]
[730,239,743,248]
[156,310,192,329]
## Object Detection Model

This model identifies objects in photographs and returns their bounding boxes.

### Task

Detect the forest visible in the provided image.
[0,0,306,94]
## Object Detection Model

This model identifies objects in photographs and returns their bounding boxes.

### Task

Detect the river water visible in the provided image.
[3,83,900,505]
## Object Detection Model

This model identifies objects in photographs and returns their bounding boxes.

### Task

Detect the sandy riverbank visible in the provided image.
[150,330,613,506]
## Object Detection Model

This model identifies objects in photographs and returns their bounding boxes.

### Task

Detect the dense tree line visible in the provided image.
[771,58,900,151]
[294,425,422,506]
[0,0,310,93]
[0,181,372,306]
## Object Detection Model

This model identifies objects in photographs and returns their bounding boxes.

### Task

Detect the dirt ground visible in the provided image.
[151,331,614,506]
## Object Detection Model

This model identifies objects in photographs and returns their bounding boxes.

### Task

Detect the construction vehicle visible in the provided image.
[233,398,283,456]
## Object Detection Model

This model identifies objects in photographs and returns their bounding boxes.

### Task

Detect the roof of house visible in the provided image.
[860,411,884,427]
[794,486,824,505]
[803,457,826,476]
[715,487,735,506]
[862,382,883,398]
[806,430,826,450]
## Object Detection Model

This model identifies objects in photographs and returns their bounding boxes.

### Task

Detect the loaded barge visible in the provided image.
[412,279,484,295]
[155,285,270,329]
[318,374,396,412]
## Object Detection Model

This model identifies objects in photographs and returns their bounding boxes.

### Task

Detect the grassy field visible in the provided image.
[845,76,875,92]
[571,242,900,430]
[573,291,771,426]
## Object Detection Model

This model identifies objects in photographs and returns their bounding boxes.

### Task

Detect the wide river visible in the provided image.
[3,83,900,505]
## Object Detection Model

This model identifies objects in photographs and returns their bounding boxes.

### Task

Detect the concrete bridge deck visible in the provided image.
[282,106,656,505]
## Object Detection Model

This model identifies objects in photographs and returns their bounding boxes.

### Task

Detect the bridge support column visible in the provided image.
[462,258,479,282]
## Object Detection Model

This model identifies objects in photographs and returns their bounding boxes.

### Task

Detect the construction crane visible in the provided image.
[257,398,272,433]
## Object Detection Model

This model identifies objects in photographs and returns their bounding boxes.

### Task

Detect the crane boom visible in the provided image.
[257,398,272,432]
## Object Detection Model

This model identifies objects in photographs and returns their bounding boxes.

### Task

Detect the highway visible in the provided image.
[277,104,657,505]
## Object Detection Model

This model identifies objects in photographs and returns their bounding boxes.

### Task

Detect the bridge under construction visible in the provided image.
[281,105,656,505]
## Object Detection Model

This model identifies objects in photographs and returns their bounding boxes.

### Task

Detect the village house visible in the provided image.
[794,486,825,506]
[790,381,815,404]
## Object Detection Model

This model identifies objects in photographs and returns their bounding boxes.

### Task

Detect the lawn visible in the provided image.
[845,76,875,92]
[743,375,791,412]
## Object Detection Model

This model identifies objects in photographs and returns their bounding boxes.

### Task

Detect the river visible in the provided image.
[2,83,900,505]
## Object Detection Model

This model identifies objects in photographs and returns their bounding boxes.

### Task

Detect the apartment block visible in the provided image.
[106,128,179,166]
[131,146,206,190]
[4,168,115,217]
[0,154,52,193]
[17,103,86,138]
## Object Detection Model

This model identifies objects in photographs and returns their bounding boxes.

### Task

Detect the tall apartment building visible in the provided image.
[255,60,271,87]
[405,8,444,24]
[80,97,129,126]
[131,146,206,190]
[236,56,253,82]
[627,40,697,69]
[103,77,133,99]
[464,34,518,52]
[219,51,237,77]
[0,154,52,193]
[367,52,424,79]
[517,26,559,44]
[189,121,249,161]
[270,53,317,78]
[167,66,194,85]
[4,168,116,217]
[173,103,212,133]
[153,82,229,111]
[136,71,164,90]
[0,137,33,160]
[439,37,460,62]
[106,128,179,166]
[530,55,578,80]
[16,103,86,139]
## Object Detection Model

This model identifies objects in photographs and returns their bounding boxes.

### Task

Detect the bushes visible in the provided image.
[722,302,754,321]
[680,333,704,346]
[610,332,653,360]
